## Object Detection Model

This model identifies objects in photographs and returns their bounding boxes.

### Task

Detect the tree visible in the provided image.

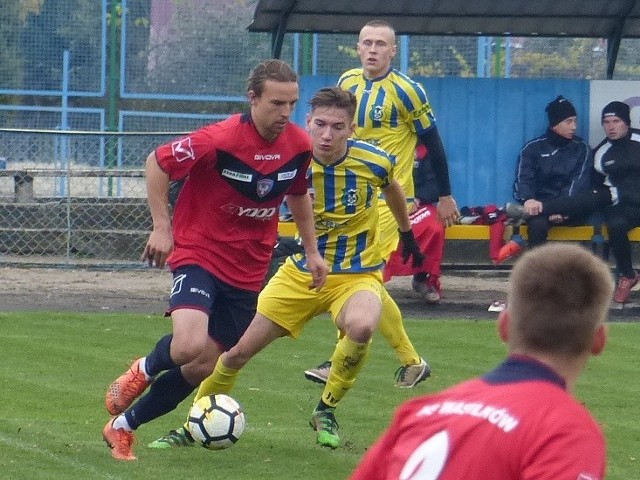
[0,2,24,92]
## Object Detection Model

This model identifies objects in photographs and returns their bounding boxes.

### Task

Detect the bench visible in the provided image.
[445,224,640,242]
[277,221,640,265]
[278,222,640,241]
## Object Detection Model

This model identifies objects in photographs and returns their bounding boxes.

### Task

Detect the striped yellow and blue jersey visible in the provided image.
[292,138,395,273]
[338,68,436,200]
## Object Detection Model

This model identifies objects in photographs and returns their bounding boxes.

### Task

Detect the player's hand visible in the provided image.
[523,199,543,217]
[140,228,173,269]
[548,214,566,224]
[437,195,459,227]
[305,252,329,291]
[399,229,425,267]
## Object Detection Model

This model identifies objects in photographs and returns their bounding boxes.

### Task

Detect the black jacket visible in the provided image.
[593,128,640,207]
[513,129,592,202]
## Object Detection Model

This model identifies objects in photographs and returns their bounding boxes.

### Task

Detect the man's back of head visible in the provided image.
[506,243,613,357]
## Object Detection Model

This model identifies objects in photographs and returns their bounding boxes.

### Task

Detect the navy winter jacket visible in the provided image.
[513,129,592,203]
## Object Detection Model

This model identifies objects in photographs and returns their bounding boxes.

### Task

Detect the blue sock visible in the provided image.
[125,367,196,430]
[144,334,177,376]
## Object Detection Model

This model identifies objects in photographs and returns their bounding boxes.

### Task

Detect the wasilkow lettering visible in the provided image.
[221,203,277,218]
[254,153,281,161]
[417,400,520,433]
[221,169,252,182]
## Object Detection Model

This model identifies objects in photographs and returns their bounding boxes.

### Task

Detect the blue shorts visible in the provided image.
[168,265,258,351]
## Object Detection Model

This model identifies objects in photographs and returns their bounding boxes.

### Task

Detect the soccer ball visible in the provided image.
[187,394,246,450]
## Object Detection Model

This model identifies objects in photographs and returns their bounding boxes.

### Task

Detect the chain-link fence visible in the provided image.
[0,129,186,267]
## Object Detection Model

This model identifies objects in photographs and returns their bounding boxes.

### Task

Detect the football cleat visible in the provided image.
[148,427,195,449]
[106,358,151,415]
[395,358,431,388]
[103,418,136,461]
[309,408,340,449]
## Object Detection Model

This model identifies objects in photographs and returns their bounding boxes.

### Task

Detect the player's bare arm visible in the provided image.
[141,152,173,269]
[285,192,329,290]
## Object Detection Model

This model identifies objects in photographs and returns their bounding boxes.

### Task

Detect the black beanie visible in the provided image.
[545,96,577,127]
[601,101,631,126]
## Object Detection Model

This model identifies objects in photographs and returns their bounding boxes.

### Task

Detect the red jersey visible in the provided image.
[155,114,311,291]
[350,356,605,480]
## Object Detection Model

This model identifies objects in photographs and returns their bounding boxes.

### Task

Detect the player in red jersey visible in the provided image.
[351,243,613,480]
[102,59,328,461]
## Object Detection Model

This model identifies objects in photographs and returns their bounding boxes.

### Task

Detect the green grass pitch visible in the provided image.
[0,312,637,479]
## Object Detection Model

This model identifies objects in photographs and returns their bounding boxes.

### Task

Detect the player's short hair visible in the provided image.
[507,243,613,356]
[361,20,396,42]
[247,59,298,97]
[308,87,357,120]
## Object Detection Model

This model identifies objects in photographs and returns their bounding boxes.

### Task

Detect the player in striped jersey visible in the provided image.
[149,87,424,450]
[305,20,459,388]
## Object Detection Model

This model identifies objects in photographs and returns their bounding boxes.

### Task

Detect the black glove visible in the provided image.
[399,229,425,267]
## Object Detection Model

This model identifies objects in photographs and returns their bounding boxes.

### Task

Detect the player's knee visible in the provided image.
[345,319,376,343]
[170,336,207,365]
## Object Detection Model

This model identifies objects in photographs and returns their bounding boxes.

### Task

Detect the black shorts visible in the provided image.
[168,264,258,351]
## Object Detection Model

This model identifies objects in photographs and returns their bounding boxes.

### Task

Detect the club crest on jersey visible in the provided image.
[370,105,385,122]
[256,178,274,197]
[171,137,195,162]
[342,188,359,207]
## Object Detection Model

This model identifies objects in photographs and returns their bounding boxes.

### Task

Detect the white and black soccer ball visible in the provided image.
[187,394,246,450]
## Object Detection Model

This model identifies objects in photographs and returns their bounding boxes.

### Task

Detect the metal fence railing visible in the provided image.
[0,129,186,267]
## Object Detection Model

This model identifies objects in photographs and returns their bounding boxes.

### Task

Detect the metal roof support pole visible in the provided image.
[270,0,298,58]
[606,0,635,79]
[607,32,623,79]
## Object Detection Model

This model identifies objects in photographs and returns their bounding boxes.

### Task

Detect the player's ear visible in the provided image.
[248,90,258,106]
[498,309,510,343]
[306,113,312,131]
[591,323,608,356]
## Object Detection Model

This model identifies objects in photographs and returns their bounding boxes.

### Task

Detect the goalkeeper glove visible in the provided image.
[399,229,425,267]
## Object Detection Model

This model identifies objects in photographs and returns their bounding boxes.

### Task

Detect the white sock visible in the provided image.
[112,414,133,432]
[138,357,152,381]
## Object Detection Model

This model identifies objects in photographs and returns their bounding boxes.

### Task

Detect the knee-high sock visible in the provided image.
[124,367,196,430]
[321,336,370,408]
[194,357,239,402]
[377,289,421,365]
[144,334,177,376]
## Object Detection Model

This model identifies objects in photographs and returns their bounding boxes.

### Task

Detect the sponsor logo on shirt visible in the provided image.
[221,203,277,219]
[256,178,274,197]
[222,169,252,182]
[254,153,281,161]
[277,170,297,181]
[171,138,195,162]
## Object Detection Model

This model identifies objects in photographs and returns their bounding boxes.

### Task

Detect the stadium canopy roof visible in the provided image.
[248,0,640,78]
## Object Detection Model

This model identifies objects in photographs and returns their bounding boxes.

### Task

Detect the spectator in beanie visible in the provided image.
[505,100,640,304]
[497,96,593,263]
[594,101,640,303]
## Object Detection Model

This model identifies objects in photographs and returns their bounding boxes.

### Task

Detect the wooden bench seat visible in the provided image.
[278,222,640,242]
